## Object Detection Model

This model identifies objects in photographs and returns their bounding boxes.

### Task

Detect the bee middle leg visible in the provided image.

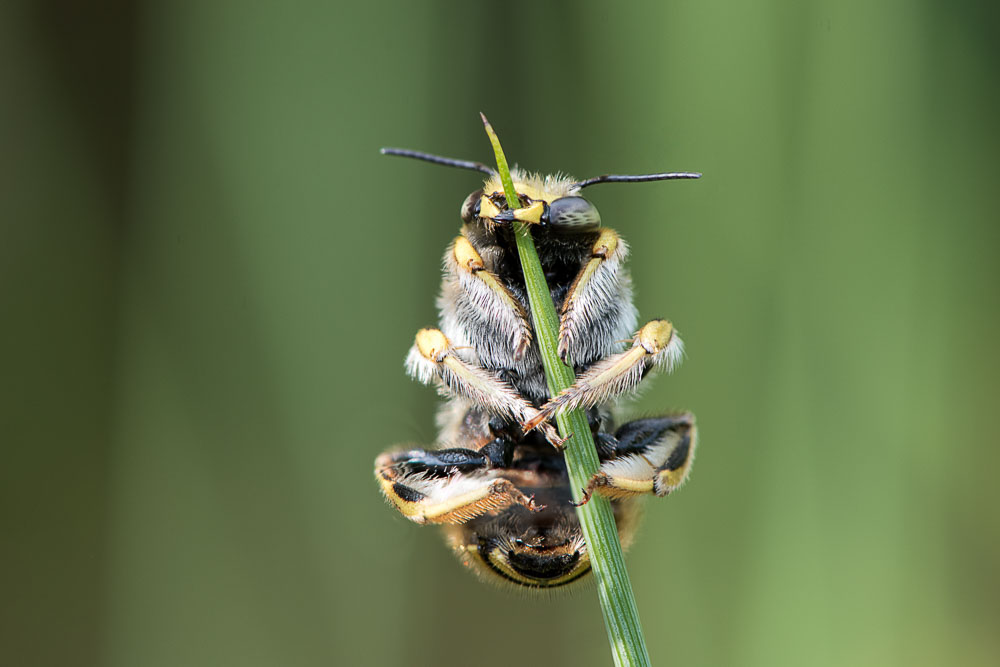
[575,413,696,504]
[405,327,564,447]
[375,441,541,524]
[523,319,685,432]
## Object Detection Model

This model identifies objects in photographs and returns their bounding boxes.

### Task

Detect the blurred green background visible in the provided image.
[3,1,998,665]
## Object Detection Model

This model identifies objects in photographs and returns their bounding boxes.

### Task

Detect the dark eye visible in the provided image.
[545,196,601,229]
[461,189,483,223]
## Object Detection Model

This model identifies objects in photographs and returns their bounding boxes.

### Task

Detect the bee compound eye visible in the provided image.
[461,189,484,223]
[545,196,601,229]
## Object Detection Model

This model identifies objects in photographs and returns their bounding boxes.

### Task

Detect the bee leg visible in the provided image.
[557,228,636,364]
[375,445,542,524]
[522,320,684,432]
[575,413,696,503]
[405,328,563,447]
[444,235,533,359]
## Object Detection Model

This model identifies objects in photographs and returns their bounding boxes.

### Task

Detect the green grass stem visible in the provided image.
[481,113,651,667]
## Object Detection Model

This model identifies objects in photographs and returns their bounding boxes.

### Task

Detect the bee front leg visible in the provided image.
[558,228,637,364]
[523,320,684,432]
[576,413,696,503]
[405,328,564,447]
[375,445,541,524]
[444,236,533,359]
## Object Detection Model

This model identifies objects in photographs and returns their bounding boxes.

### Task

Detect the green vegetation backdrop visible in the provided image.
[3,1,998,665]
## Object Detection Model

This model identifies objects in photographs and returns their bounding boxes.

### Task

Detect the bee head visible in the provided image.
[460,172,602,231]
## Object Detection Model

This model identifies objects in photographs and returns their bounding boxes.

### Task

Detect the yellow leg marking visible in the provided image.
[558,229,622,361]
[423,479,537,524]
[522,346,645,432]
[415,327,449,361]
[377,470,539,525]
[636,319,674,354]
[659,468,689,490]
[574,346,646,391]
[524,319,681,431]
[586,472,654,500]
[452,237,532,359]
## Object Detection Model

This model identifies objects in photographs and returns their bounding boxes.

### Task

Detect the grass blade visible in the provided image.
[481,113,651,667]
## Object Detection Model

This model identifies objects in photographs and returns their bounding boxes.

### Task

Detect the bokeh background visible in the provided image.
[3,1,998,665]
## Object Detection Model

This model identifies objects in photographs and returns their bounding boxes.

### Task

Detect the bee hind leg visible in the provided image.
[575,413,696,503]
[375,444,542,524]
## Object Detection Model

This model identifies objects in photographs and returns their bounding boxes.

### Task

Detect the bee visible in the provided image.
[375,145,700,589]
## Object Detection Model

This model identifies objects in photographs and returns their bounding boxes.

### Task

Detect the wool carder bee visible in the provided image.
[375,145,700,589]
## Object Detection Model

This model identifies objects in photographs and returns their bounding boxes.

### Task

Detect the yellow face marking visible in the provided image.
[479,196,501,220]
[477,183,554,225]
[508,200,545,224]
[415,328,449,362]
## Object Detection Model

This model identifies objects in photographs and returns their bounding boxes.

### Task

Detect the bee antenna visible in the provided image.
[380,147,496,176]
[572,172,702,190]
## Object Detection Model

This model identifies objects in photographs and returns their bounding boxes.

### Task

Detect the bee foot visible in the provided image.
[550,430,570,450]
[527,495,547,512]
[570,487,593,507]
[521,409,549,433]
